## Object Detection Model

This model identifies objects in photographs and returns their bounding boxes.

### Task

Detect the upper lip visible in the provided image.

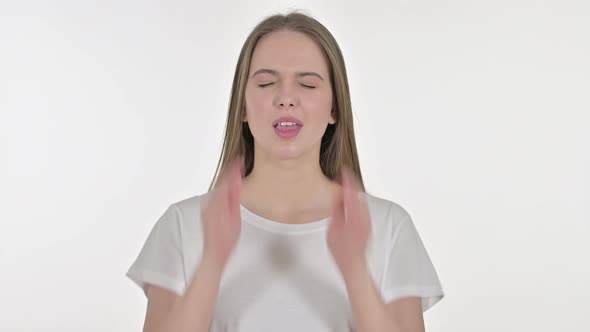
[273,116,303,127]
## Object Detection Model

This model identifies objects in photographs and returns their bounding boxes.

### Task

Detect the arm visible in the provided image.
[344,260,425,332]
[139,157,244,332]
[327,170,425,331]
[149,156,243,332]
[144,254,223,332]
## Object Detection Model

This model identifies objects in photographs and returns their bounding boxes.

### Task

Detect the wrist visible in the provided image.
[200,252,225,279]
[341,257,370,284]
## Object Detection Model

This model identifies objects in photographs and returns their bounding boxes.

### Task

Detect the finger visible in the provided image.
[209,157,240,221]
[215,155,241,191]
[344,167,371,230]
[331,183,345,227]
[227,156,243,213]
[341,166,363,224]
[217,156,241,221]
[342,165,362,193]
[239,154,246,178]
[216,156,237,187]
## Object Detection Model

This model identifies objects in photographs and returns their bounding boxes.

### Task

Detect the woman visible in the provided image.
[126,11,444,332]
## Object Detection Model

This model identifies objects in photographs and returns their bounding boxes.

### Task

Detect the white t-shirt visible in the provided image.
[126,191,444,331]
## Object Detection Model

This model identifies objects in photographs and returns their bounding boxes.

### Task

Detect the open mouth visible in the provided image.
[273,121,302,128]
[273,121,302,138]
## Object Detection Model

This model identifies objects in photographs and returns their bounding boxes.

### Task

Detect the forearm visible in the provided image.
[343,261,400,332]
[158,255,222,332]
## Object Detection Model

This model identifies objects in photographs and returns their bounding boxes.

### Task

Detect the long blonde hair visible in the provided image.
[208,11,365,192]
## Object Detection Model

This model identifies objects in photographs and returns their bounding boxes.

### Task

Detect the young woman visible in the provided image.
[127,12,444,332]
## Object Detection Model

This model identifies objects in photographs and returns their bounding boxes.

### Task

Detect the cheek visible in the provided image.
[245,85,272,112]
[305,92,333,119]
[244,88,274,130]
[245,88,267,114]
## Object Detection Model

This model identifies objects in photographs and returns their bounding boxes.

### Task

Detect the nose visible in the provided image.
[273,83,299,109]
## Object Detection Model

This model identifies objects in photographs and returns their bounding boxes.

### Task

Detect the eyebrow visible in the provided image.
[250,68,324,81]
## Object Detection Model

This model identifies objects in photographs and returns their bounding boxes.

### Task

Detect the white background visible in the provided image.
[1,0,588,331]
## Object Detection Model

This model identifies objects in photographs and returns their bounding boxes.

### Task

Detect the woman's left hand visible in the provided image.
[327,166,371,279]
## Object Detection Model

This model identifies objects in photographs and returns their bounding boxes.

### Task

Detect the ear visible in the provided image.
[242,108,248,122]
[329,108,337,125]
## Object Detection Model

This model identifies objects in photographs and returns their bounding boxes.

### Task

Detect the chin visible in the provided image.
[258,142,306,161]
[254,134,318,161]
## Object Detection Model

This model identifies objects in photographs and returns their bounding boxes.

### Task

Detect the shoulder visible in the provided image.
[160,192,211,236]
[169,192,209,214]
[363,192,412,237]
[364,192,411,222]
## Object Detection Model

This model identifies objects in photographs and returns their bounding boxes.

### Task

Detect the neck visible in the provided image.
[241,146,334,211]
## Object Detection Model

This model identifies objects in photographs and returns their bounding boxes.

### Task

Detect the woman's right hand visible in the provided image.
[200,155,244,273]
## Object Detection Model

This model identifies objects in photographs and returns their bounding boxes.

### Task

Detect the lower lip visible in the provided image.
[274,125,302,138]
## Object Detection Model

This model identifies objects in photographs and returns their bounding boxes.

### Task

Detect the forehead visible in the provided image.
[249,30,329,75]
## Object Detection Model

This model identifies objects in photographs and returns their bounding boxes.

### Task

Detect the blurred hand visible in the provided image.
[327,166,371,278]
[200,155,244,272]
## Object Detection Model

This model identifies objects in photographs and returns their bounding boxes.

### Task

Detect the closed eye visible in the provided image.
[257,82,316,89]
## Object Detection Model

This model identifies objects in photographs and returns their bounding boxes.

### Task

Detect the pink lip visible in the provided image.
[273,116,303,139]
[274,124,302,138]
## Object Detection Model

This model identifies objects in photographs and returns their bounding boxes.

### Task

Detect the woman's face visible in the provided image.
[244,30,335,161]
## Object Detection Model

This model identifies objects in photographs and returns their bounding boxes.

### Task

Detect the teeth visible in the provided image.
[277,121,298,127]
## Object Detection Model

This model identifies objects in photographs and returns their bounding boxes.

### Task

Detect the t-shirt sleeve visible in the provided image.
[381,210,444,312]
[126,204,187,297]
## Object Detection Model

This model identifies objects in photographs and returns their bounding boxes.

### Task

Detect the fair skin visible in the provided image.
[142,30,425,332]
[240,29,337,222]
